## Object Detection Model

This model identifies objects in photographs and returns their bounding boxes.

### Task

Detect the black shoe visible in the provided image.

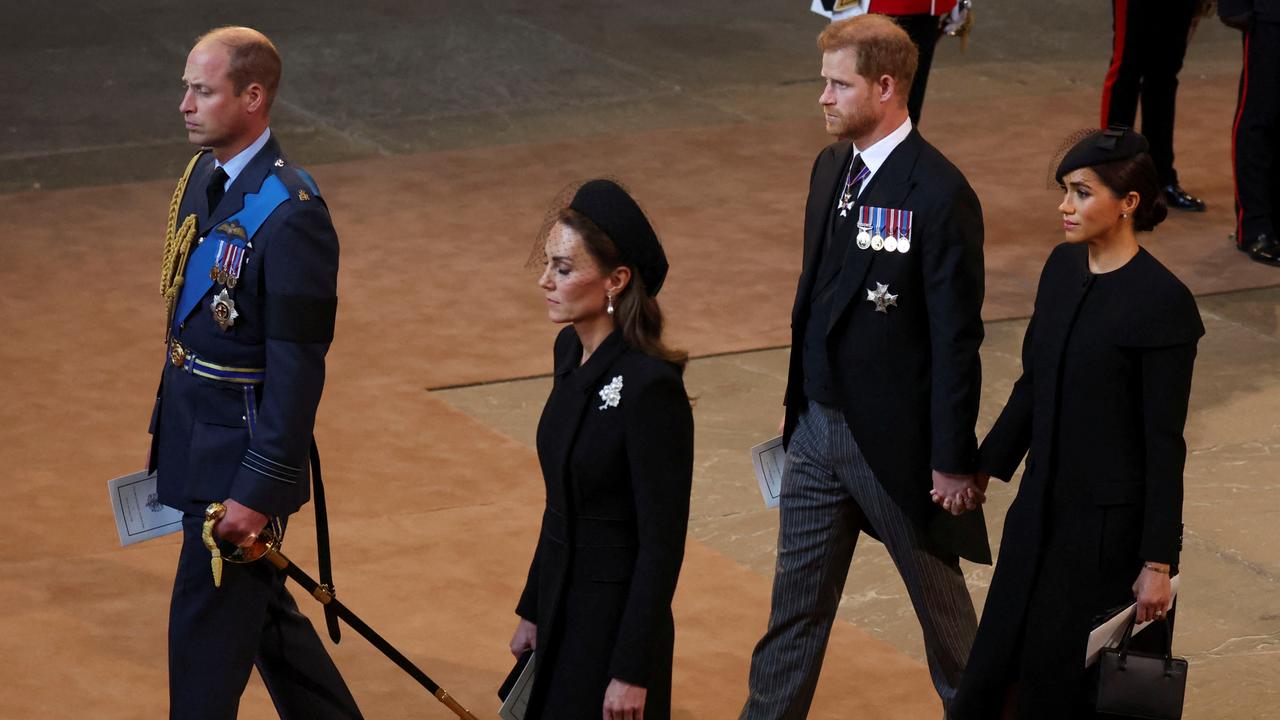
[1163,184,1206,212]
[1241,234,1280,266]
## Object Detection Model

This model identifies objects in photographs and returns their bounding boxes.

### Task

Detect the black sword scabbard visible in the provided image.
[261,547,479,720]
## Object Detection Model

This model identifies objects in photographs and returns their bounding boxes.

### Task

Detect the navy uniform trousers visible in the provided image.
[170,515,362,720]
[741,402,977,719]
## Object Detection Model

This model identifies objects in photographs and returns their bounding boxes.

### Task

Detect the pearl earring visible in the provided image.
[607,293,615,316]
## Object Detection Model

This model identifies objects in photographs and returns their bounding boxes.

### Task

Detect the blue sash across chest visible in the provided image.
[173,173,291,331]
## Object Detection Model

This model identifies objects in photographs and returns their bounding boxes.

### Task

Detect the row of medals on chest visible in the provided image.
[837,161,912,254]
[207,221,248,331]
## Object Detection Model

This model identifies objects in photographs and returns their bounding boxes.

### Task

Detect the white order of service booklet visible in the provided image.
[751,435,786,509]
[1085,575,1181,668]
[107,470,182,546]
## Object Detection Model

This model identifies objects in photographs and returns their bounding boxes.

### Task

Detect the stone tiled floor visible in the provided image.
[439,286,1280,719]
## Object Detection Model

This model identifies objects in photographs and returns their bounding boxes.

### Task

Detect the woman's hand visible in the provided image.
[1132,563,1173,623]
[929,470,985,515]
[509,618,537,658]
[603,679,647,720]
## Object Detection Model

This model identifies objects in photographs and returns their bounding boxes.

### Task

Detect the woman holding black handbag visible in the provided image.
[508,179,694,720]
[948,127,1203,719]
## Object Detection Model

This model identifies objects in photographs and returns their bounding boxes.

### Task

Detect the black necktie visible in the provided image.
[206,167,229,212]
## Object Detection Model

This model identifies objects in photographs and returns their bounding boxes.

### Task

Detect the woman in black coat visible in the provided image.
[949,128,1203,719]
[509,180,694,720]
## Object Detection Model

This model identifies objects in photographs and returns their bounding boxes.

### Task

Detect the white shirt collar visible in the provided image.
[214,127,272,189]
[851,116,913,191]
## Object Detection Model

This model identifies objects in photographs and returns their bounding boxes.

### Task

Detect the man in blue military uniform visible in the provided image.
[149,26,362,719]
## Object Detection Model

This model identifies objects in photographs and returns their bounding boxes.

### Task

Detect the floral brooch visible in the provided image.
[598,375,623,410]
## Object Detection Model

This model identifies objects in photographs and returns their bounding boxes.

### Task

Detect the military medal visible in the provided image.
[209,224,249,290]
[837,155,870,218]
[225,244,245,288]
[870,208,884,251]
[856,206,872,249]
[898,210,912,253]
[866,282,898,313]
[865,206,885,251]
[211,288,239,331]
[884,209,900,253]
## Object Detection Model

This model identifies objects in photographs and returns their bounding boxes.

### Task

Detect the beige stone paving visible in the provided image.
[438,286,1280,720]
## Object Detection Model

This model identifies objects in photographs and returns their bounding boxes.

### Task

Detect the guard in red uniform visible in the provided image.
[1100,0,1207,211]
[1221,0,1280,265]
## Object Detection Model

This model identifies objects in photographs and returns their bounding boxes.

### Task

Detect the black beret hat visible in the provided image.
[1055,126,1150,183]
[569,179,668,296]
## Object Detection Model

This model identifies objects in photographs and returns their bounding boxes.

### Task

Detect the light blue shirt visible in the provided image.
[215,127,272,190]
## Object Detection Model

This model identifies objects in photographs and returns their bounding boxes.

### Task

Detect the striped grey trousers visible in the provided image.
[741,401,977,719]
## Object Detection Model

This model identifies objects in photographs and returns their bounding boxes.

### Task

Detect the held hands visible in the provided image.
[214,498,269,547]
[1132,563,1174,623]
[603,679,647,720]
[509,618,537,658]
[929,470,988,516]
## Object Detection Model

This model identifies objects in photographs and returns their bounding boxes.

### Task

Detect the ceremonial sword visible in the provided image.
[204,503,479,720]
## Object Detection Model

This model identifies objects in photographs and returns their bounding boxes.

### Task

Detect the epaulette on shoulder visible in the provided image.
[270,158,322,203]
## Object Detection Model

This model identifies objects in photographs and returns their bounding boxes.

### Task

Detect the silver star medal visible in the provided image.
[598,375,623,410]
[838,195,855,218]
[866,282,898,313]
[211,288,239,330]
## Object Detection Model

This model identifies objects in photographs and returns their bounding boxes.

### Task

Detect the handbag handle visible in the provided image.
[1115,610,1176,677]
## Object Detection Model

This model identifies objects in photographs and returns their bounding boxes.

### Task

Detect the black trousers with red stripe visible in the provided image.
[1101,0,1199,187]
[1232,20,1280,243]
[890,13,942,125]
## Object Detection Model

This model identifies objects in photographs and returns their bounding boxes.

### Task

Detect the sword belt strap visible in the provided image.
[168,340,265,384]
[310,440,341,644]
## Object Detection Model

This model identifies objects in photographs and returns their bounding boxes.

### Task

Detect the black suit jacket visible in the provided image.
[783,129,990,563]
[149,135,339,517]
[516,327,693,719]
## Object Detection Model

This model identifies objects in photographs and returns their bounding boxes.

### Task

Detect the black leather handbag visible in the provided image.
[1095,615,1188,719]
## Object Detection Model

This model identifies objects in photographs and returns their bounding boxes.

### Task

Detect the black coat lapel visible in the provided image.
[201,135,282,235]
[826,132,922,334]
[549,330,628,510]
[793,143,853,325]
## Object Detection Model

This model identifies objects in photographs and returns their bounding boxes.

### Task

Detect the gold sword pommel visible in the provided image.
[202,502,227,588]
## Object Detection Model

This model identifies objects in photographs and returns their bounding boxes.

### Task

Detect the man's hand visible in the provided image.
[603,679,647,720]
[929,470,984,516]
[214,498,269,547]
[509,618,537,658]
[1132,563,1174,623]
